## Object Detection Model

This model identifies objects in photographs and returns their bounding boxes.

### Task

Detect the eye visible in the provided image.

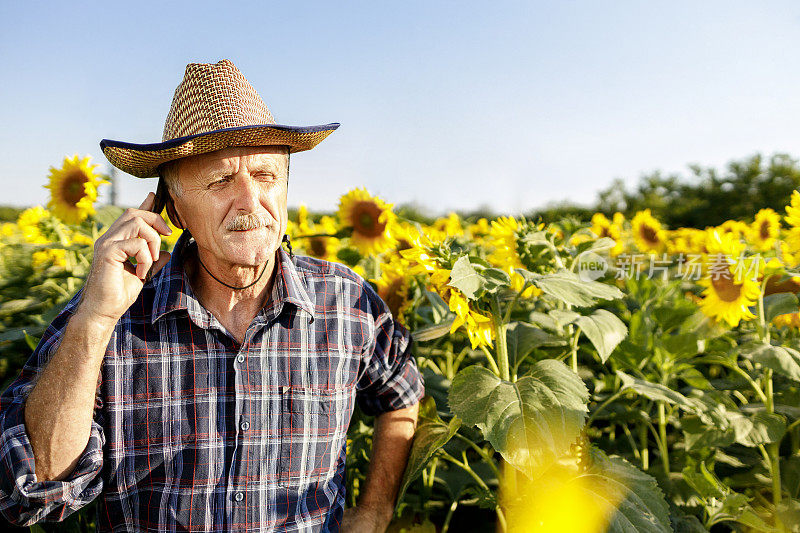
[208,176,232,188]
[253,172,277,181]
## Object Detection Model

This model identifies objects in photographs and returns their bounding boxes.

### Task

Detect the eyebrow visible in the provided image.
[204,164,280,181]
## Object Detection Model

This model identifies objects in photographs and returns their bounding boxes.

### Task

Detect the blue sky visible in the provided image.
[2,1,799,215]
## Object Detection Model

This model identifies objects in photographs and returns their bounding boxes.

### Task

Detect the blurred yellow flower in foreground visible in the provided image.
[44,154,109,224]
[500,434,625,533]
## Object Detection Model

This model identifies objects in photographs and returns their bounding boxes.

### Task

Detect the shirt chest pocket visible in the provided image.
[278,387,352,486]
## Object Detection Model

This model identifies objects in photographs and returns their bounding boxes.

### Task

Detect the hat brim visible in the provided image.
[100,123,339,178]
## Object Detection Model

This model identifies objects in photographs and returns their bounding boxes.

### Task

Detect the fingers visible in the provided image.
[111,238,153,280]
[121,207,173,236]
[116,217,163,262]
[139,192,155,211]
[146,250,172,282]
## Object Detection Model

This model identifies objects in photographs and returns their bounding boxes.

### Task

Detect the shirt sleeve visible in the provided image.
[0,293,105,526]
[355,280,425,416]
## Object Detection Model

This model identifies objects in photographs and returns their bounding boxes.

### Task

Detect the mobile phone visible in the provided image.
[152,177,168,215]
[143,178,170,282]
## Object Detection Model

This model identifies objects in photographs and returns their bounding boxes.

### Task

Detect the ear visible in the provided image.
[165,195,185,230]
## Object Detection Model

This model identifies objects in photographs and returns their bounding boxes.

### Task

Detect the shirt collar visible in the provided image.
[151,230,315,325]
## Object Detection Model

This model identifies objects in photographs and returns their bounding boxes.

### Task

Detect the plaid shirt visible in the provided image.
[0,230,424,532]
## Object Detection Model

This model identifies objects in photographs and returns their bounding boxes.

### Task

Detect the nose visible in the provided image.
[232,175,262,212]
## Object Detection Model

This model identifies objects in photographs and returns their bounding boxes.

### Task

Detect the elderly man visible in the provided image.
[0,60,423,532]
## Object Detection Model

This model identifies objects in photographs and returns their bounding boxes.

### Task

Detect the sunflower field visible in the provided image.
[3,155,800,532]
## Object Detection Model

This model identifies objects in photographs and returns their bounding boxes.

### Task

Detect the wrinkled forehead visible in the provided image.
[180,145,289,180]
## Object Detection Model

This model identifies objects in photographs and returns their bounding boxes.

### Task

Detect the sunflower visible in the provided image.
[429,212,463,240]
[468,217,492,239]
[44,154,108,224]
[399,231,443,275]
[391,221,423,255]
[589,213,624,256]
[374,259,412,326]
[337,188,397,255]
[487,216,525,270]
[772,312,800,329]
[697,231,760,327]
[631,209,666,253]
[785,190,800,228]
[714,219,750,240]
[749,208,781,252]
[17,206,52,244]
[32,248,67,270]
[306,216,340,261]
[779,239,800,268]
[667,227,707,255]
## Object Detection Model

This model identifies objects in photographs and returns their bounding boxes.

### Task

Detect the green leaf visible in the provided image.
[682,458,726,499]
[449,360,589,476]
[549,309,580,328]
[681,415,735,451]
[506,322,565,369]
[412,318,455,342]
[481,267,511,294]
[764,292,800,323]
[747,344,800,382]
[575,310,628,363]
[578,236,617,254]
[397,397,461,505]
[616,371,695,410]
[524,270,624,307]
[727,411,787,447]
[776,498,800,532]
[448,255,483,300]
[23,331,40,351]
[659,332,701,361]
[584,448,672,533]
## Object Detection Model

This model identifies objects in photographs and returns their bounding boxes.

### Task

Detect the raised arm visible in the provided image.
[23,192,172,481]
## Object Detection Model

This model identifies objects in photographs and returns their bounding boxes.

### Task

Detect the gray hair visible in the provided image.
[158,159,184,197]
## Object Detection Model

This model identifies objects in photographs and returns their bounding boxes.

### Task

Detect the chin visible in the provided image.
[223,234,278,265]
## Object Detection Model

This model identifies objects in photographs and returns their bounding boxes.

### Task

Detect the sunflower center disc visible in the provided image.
[353,201,385,238]
[60,170,90,206]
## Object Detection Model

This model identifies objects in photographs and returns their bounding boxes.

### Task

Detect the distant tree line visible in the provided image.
[527,152,800,228]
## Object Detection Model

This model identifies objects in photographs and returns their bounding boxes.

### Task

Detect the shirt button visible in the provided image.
[240,421,250,431]
[234,491,244,502]
[236,354,245,363]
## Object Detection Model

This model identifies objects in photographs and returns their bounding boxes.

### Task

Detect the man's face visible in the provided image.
[170,145,289,268]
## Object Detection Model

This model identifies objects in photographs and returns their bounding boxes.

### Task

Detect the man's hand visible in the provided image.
[79,192,173,325]
[25,192,174,481]
[340,505,390,533]
[342,403,419,532]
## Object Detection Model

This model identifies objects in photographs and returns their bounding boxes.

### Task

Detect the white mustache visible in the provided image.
[227,213,272,231]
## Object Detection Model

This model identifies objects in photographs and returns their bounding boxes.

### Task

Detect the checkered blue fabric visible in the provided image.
[0,230,424,531]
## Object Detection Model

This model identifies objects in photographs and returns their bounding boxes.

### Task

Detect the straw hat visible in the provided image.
[100,59,339,178]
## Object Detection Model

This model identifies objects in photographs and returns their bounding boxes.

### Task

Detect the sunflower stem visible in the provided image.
[764,369,785,529]
[658,401,670,480]
[568,324,581,373]
[490,297,510,382]
[758,276,771,344]
[479,345,502,376]
[639,422,649,471]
